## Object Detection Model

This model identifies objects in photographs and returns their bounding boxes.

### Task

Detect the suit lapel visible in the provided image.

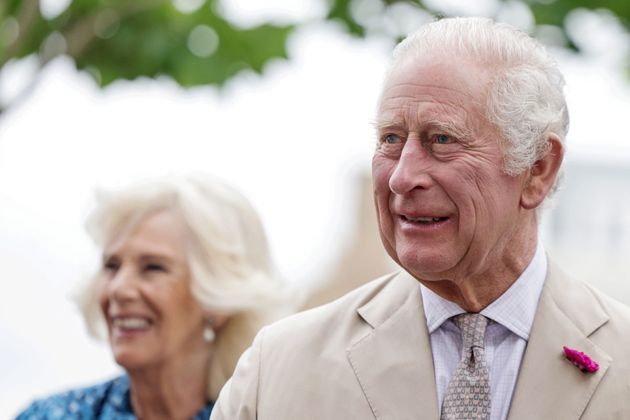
[508,262,611,420]
[347,272,439,420]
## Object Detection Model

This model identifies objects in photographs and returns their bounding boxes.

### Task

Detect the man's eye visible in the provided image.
[435,134,452,144]
[384,134,401,144]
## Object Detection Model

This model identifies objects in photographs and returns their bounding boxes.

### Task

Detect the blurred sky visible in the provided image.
[1,0,630,418]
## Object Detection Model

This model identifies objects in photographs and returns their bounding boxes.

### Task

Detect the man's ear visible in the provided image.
[520,133,564,210]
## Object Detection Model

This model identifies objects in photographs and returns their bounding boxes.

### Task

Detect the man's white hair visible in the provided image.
[385,16,569,178]
[75,173,287,401]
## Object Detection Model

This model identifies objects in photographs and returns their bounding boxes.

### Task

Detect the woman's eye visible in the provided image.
[103,260,119,272]
[145,263,166,272]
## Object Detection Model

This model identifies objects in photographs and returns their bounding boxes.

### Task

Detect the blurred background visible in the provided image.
[1,0,630,417]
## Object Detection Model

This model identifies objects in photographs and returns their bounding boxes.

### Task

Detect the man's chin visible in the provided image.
[397,252,455,281]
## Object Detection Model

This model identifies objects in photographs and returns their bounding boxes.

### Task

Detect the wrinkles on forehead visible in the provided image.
[377,54,493,129]
[380,75,487,109]
[377,87,481,143]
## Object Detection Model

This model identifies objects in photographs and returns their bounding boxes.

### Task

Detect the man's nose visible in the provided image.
[389,139,433,195]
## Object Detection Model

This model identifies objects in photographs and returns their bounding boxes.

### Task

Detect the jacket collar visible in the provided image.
[507,261,611,420]
[347,262,612,420]
[348,271,439,419]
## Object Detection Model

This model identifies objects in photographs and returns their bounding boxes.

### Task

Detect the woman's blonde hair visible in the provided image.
[75,173,287,400]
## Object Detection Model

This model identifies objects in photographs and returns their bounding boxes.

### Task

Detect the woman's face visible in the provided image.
[97,210,208,371]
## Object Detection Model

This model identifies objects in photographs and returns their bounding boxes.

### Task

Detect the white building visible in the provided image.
[542,159,630,304]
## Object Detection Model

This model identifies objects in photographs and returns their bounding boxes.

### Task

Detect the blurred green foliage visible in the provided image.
[526,0,630,28]
[1,0,630,115]
[0,0,292,85]
[328,0,630,49]
[0,0,293,113]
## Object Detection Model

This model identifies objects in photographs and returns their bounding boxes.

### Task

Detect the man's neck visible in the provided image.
[419,225,539,312]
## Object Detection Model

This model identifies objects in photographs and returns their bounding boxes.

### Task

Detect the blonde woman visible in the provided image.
[17,174,287,419]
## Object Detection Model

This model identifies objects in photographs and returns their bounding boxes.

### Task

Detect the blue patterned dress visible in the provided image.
[15,375,213,419]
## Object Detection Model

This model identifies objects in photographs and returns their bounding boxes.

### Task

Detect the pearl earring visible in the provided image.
[203,318,216,343]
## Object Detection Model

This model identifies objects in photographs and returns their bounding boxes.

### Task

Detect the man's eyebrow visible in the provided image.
[373,118,405,132]
[373,117,473,140]
[424,119,473,140]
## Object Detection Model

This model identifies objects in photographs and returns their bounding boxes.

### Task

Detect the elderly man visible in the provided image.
[211,17,630,420]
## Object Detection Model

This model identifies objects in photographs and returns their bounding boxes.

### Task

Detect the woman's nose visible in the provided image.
[107,267,140,302]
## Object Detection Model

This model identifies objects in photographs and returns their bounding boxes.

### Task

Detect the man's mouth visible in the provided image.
[401,215,449,224]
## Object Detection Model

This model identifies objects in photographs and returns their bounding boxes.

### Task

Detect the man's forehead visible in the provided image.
[378,78,488,131]
[380,55,491,103]
[377,96,474,127]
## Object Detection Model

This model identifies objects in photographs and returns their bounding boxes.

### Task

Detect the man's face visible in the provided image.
[372,55,531,283]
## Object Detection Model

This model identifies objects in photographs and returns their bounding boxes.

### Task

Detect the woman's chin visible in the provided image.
[111,346,154,371]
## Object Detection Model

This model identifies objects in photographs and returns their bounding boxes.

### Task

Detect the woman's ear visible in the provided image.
[202,313,230,343]
[520,133,564,210]
[206,313,230,329]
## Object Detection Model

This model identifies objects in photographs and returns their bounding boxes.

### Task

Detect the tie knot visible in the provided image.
[453,313,488,350]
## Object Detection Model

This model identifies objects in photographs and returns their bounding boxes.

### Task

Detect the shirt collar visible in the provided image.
[420,241,547,340]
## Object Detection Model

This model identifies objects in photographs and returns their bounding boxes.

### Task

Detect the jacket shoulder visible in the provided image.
[263,271,404,340]
[584,282,630,337]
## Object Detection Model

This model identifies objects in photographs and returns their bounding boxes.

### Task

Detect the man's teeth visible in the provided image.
[113,318,150,329]
[406,216,445,223]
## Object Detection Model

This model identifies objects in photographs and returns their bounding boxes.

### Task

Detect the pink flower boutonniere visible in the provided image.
[563,346,599,373]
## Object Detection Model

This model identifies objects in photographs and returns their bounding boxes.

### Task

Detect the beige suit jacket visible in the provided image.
[211,264,630,419]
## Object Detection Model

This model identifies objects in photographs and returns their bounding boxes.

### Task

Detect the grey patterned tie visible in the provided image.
[441,313,491,420]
